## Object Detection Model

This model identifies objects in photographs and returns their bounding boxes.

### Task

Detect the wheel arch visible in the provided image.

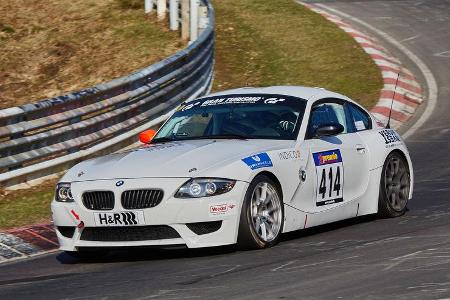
[252,171,283,202]
[386,148,414,200]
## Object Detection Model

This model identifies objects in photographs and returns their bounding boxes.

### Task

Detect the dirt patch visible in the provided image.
[0,0,184,109]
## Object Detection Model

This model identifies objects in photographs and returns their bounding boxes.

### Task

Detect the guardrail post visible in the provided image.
[144,0,153,13]
[169,0,179,30]
[189,0,199,42]
[198,4,208,30]
[157,0,167,20]
[181,0,190,40]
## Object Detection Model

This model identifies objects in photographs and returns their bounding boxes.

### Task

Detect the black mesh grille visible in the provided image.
[121,189,164,209]
[80,226,180,242]
[82,191,114,210]
[186,221,222,235]
[57,226,75,238]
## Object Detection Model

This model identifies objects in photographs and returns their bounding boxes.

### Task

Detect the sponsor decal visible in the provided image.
[177,94,299,110]
[180,101,201,111]
[94,211,145,226]
[312,150,344,206]
[313,149,342,166]
[116,180,124,187]
[379,129,401,145]
[242,152,273,170]
[264,98,285,104]
[317,198,343,207]
[201,96,263,107]
[278,150,301,160]
[209,203,236,216]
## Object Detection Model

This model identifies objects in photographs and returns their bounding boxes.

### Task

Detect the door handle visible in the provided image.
[355,144,366,153]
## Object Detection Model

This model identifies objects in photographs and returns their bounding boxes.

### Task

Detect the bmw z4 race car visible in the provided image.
[51,86,413,254]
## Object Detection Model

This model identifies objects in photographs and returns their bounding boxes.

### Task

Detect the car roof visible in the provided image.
[195,86,352,103]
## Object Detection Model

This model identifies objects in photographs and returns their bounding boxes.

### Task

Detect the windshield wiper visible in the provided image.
[195,134,249,140]
[152,134,249,143]
[151,137,174,144]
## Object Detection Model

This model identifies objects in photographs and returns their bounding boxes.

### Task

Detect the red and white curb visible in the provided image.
[301,2,423,129]
[0,224,58,263]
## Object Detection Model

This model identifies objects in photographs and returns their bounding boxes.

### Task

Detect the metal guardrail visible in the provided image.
[0,0,214,188]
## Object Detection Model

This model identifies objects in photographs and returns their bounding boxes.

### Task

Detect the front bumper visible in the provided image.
[51,178,248,251]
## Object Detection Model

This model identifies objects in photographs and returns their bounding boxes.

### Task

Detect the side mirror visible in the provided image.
[315,123,344,137]
[139,129,157,144]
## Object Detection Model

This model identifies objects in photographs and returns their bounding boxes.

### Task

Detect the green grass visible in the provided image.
[212,0,382,108]
[0,0,383,230]
[0,184,55,229]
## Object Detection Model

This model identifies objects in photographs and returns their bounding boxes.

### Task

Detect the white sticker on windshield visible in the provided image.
[200,96,263,107]
[355,120,366,131]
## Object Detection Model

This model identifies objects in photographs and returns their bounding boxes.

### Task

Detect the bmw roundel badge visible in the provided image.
[116,180,124,187]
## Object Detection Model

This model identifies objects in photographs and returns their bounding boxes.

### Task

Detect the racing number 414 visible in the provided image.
[319,166,341,199]
[316,164,343,206]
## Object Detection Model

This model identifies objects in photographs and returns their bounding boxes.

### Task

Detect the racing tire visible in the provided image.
[378,152,411,218]
[237,175,284,250]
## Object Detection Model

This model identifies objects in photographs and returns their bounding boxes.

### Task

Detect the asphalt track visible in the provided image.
[1,1,449,299]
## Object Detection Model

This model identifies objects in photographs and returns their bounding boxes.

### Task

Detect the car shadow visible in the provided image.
[56,244,237,265]
[56,214,379,265]
[280,214,378,243]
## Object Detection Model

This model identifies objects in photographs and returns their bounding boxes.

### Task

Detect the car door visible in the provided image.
[293,99,370,213]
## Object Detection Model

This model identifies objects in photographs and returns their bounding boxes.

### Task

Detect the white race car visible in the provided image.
[52,86,413,255]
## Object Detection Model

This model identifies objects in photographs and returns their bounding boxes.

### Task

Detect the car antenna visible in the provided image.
[386,73,400,129]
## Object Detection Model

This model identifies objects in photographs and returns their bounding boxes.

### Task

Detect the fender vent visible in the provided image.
[57,226,75,238]
[186,221,222,235]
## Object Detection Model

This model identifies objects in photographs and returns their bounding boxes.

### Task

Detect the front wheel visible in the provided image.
[378,152,411,218]
[237,175,284,250]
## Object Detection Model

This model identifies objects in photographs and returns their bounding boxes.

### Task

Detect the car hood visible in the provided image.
[63,139,295,182]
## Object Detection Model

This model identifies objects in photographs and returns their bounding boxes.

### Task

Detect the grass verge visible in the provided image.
[212,0,382,108]
[0,0,382,230]
[0,180,57,229]
[0,0,184,109]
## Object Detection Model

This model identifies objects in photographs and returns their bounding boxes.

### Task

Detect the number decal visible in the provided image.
[319,169,326,199]
[328,168,333,198]
[313,149,344,206]
[334,166,341,196]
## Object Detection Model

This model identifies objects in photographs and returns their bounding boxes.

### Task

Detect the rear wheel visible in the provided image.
[378,152,411,218]
[238,175,284,250]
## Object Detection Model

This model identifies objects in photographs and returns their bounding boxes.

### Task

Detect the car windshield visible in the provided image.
[153,93,307,142]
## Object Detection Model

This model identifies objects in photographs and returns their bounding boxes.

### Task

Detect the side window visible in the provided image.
[307,102,349,138]
[348,103,372,131]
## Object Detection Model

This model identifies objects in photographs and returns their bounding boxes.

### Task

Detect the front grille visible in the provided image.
[186,221,222,235]
[121,189,164,209]
[80,226,180,242]
[82,191,114,210]
[57,226,75,238]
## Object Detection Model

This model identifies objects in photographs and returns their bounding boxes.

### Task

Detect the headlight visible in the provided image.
[55,183,74,202]
[175,178,236,198]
